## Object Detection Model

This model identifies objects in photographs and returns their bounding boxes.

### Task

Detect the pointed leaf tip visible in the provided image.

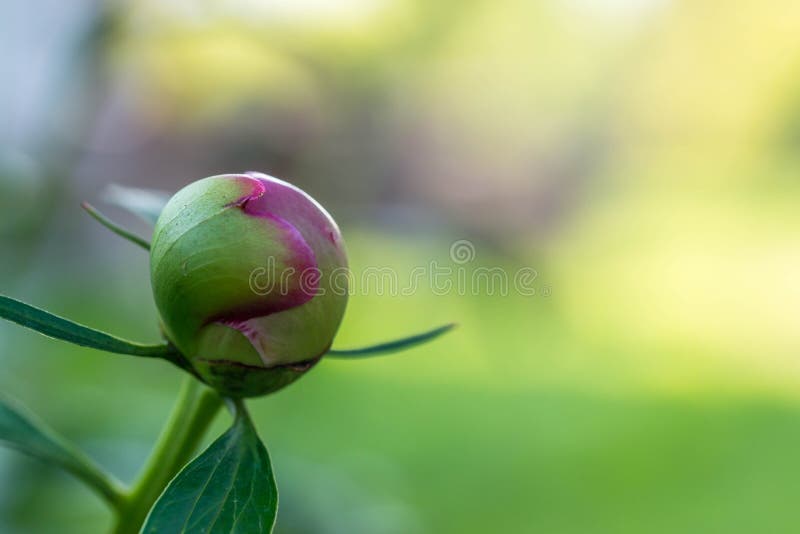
[81,202,150,250]
[142,401,278,533]
[327,323,456,358]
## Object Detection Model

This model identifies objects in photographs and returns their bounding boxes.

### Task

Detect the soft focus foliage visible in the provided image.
[2,0,800,532]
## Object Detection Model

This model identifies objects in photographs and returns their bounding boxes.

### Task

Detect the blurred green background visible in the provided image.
[3,0,800,532]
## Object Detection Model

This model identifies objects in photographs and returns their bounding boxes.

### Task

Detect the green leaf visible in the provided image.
[142,401,278,534]
[0,394,125,508]
[82,202,151,250]
[104,184,170,226]
[327,323,456,358]
[0,295,175,358]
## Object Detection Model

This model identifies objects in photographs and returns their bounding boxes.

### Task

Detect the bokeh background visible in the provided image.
[3,0,800,532]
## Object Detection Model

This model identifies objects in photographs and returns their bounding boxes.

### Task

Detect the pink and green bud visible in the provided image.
[150,173,348,397]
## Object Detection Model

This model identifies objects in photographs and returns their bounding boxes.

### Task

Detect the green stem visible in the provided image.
[110,377,223,534]
[171,387,226,471]
[63,443,127,512]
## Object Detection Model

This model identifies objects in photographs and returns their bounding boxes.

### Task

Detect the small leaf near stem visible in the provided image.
[104,184,170,226]
[141,398,278,534]
[0,295,175,359]
[81,202,150,250]
[0,394,125,510]
[327,323,456,358]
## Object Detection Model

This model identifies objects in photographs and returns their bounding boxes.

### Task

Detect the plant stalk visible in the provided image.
[64,443,127,512]
[110,376,223,534]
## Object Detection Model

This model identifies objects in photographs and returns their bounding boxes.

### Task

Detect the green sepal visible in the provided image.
[0,294,176,359]
[81,202,151,250]
[327,323,456,358]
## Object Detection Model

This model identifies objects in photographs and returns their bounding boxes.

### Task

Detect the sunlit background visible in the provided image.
[3,0,800,532]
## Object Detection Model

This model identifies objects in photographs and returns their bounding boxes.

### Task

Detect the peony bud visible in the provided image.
[150,173,348,397]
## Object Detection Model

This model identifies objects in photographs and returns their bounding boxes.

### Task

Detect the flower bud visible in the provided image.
[150,173,348,397]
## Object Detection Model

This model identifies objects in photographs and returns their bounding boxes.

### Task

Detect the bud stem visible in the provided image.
[110,377,223,534]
